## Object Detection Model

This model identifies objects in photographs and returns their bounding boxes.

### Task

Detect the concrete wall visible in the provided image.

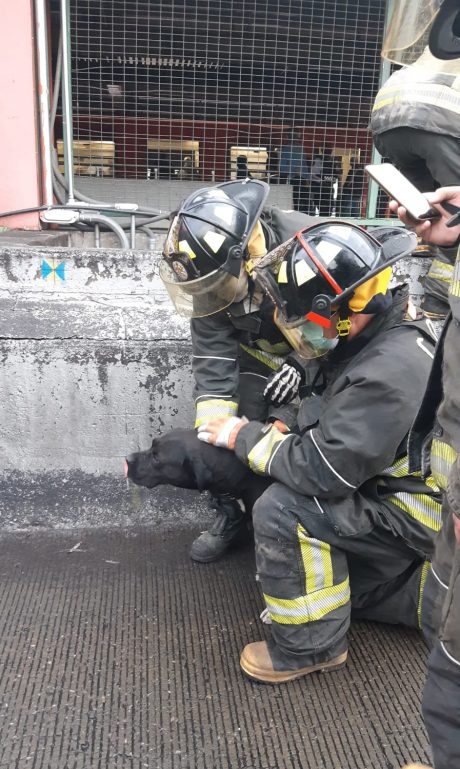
[0,234,431,531]
[0,235,212,530]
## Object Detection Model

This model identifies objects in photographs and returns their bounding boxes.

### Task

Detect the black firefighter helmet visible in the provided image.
[430,0,460,60]
[382,0,460,71]
[254,222,417,359]
[160,179,269,317]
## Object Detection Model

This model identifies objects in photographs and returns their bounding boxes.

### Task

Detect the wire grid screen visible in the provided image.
[69,0,387,214]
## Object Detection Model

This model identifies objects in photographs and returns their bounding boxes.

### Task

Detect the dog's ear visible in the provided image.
[184,455,213,491]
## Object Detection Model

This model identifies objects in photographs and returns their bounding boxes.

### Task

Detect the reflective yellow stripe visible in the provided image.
[254,338,291,355]
[264,577,350,624]
[194,398,238,428]
[297,525,333,593]
[383,454,441,530]
[373,83,460,116]
[418,561,431,630]
[247,427,288,474]
[431,438,458,489]
[450,253,460,298]
[387,491,442,532]
[383,455,410,478]
[427,258,455,284]
[240,343,285,371]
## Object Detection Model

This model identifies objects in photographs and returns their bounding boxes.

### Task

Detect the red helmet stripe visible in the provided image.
[297,231,343,295]
[305,311,331,328]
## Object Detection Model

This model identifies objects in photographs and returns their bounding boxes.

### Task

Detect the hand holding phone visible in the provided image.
[365,163,440,221]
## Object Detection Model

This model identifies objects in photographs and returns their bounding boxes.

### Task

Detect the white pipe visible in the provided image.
[34,0,54,205]
[60,0,75,203]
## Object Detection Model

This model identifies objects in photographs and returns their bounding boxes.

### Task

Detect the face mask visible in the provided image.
[274,308,339,359]
[298,321,339,356]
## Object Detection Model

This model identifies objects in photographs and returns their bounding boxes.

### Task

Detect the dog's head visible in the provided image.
[125,428,214,491]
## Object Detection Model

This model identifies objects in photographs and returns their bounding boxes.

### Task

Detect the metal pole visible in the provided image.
[60,0,76,203]
[366,0,394,220]
[34,0,54,205]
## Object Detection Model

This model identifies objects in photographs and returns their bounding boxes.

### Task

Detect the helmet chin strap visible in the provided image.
[336,302,352,338]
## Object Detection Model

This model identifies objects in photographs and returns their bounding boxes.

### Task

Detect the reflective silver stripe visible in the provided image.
[309,430,356,489]
[431,438,458,490]
[193,355,236,362]
[431,566,449,591]
[195,398,238,427]
[416,337,434,359]
[266,433,294,475]
[195,394,235,401]
[387,491,442,532]
[427,258,454,283]
[264,577,350,624]
[248,428,288,474]
[240,343,285,371]
[383,455,409,478]
[440,641,460,667]
[373,82,460,116]
[450,253,460,298]
[313,496,325,515]
[239,372,268,381]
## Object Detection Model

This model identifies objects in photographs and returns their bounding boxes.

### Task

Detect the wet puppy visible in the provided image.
[125,428,270,512]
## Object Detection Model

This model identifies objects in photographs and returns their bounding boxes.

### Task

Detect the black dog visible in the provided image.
[125,428,271,512]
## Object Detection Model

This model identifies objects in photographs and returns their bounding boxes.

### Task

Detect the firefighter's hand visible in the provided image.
[263,360,305,406]
[389,186,460,247]
[197,416,248,450]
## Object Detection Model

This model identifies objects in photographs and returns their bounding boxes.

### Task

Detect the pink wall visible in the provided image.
[0,0,41,229]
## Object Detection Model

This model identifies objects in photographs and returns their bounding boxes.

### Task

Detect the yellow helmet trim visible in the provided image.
[348,267,392,313]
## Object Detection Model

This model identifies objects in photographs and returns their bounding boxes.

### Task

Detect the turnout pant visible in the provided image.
[252,482,428,670]
[421,500,460,769]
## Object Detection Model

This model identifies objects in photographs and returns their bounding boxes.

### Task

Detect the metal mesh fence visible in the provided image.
[64,0,388,213]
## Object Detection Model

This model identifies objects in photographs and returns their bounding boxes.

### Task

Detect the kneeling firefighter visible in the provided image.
[197,221,441,683]
[160,179,320,562]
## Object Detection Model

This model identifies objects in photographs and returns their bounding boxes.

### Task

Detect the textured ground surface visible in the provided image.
[0,526,432,769]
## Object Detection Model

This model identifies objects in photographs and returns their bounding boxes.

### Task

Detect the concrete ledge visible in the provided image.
[0,472,212,531]
[0,240,432,529]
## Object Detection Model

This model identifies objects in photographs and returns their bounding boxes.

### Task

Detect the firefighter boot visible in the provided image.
[190,494,249,563]
[240,640,347,684]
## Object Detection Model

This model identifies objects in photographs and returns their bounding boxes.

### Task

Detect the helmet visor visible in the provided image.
[159,259,240,318]
[274,308,338,360]
[381,0,458,68]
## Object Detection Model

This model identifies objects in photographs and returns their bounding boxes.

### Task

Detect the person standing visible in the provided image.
[339,159,365,218]
[381,2,460,766]
[278,128,310,212]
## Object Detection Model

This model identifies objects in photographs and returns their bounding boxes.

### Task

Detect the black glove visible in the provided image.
[263,359,305,406]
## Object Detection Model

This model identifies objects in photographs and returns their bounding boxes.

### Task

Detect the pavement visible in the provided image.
[0,524,432,769]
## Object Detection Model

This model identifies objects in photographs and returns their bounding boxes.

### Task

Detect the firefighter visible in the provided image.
[197,221,441,683]
[370,6,460,323]
[392,188,460,769]
[160,179,312,562]
[376,4,460,768]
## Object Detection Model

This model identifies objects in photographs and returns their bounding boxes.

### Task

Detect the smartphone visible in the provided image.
[365,163,440,221]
